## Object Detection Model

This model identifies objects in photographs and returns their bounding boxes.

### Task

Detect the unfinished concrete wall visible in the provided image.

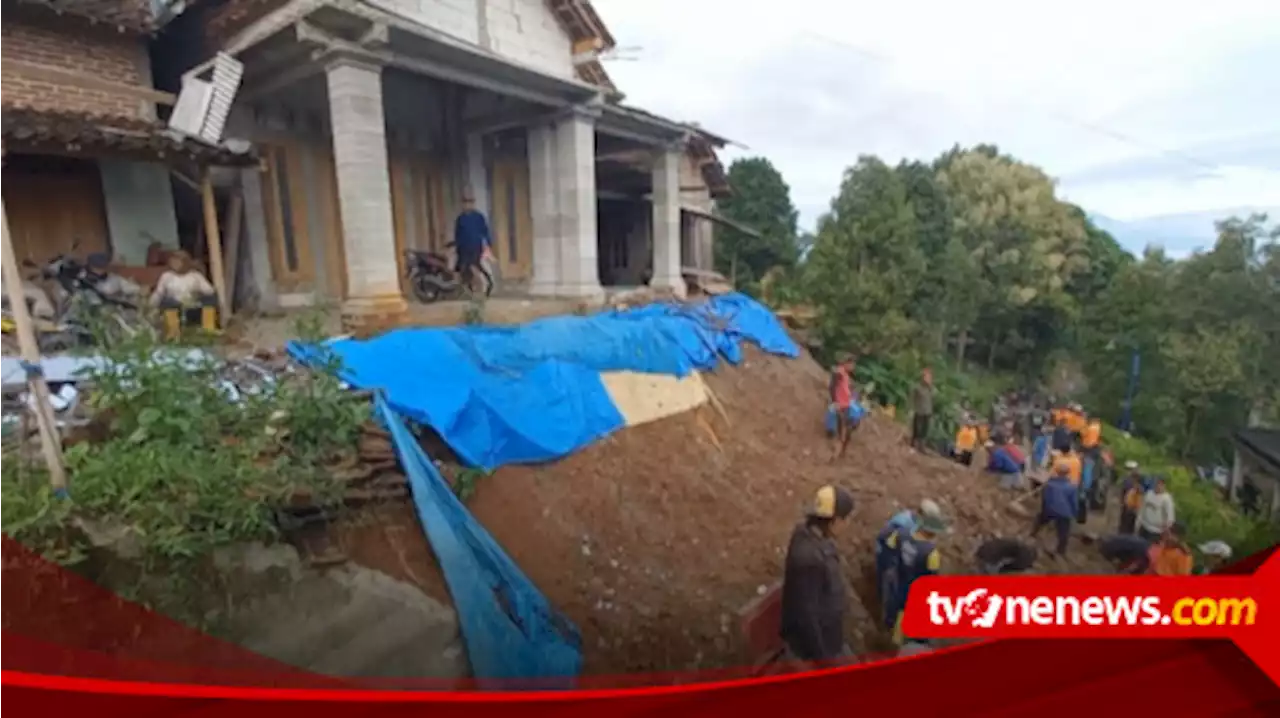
[371,0,573,78]
[98,160,181,265]
[484,0,574,78]
[370,0,482,44]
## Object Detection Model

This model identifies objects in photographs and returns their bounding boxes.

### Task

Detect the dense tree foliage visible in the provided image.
[714,157,800,291]
[772,145,1277,471]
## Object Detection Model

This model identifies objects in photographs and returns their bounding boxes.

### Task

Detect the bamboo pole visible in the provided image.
[1,194,68,491]
[200,170,229,329]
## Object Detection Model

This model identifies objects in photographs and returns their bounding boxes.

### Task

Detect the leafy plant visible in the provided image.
[453,467,488,502]
[464,296,486,326]
[1,311,364,621]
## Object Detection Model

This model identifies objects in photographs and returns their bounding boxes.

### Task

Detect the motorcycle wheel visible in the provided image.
[411,275,446,304]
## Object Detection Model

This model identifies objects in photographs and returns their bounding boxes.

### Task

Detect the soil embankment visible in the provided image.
[327,346,1114,676]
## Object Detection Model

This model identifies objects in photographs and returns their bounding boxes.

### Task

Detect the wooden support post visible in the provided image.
[200,169,229,328]
[1,193,68,491]
[222,188,244,311]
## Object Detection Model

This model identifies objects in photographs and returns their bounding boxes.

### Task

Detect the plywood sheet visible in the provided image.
[601,370,708,427]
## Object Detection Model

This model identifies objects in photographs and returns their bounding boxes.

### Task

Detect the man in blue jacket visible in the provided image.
[451,191,494,296]
[1031,460,1079,557]
[986,434,1024,489]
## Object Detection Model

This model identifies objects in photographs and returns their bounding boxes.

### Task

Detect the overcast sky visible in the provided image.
[593,0,1280,240]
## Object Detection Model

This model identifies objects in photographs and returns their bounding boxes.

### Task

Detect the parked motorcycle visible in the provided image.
[30,246,151,344]
[405,248,496,304]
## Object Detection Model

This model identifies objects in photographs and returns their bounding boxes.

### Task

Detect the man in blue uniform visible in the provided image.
[883,511,949,650]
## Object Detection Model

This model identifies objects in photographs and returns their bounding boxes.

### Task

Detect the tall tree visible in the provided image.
[804,156,925,355]
[937,149,1090,370]
[714,157,800,291]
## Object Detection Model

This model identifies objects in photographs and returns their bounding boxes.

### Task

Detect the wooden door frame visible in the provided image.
[257,138,317,292]
[390,149,450,294]
[489,156,532,279]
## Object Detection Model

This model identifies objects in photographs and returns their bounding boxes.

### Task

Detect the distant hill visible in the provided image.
[1089,207,1278,258]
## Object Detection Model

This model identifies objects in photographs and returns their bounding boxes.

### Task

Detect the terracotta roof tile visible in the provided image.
[12,0,158,33]
[2,106,257,166]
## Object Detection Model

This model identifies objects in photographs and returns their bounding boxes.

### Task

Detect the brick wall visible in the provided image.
[1,16,153,119]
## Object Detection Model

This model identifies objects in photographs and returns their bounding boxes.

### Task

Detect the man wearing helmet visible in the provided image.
[779,485,856,667]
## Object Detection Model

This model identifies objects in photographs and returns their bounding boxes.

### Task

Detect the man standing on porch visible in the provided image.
[452,188,495,297]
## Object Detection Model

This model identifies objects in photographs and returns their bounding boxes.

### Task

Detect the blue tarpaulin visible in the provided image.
[375,395,581,684]
[289,293,798,471]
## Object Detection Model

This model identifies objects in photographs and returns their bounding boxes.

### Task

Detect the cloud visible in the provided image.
[592,0,1280,228]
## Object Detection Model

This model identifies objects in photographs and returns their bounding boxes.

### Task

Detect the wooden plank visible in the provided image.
[201,170,229,328]
[0,188,67,490]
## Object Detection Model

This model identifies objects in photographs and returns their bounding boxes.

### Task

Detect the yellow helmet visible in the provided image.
[809,485,855,519]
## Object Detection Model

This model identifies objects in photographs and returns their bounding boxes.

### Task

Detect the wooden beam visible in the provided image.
[0,190,67,491]
[572,37,602,54]
[200,170,230,329]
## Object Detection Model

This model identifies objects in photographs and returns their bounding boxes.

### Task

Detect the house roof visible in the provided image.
[546,0,616,52]
[11,0,160,33]
[1235,428,1280,475]
[1,106,258,166]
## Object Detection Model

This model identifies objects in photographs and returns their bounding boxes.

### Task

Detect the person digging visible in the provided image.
[1031,459,1079,559]
[883,510,950,653]
[1097,533,1152,575]
[876,499,943,633]
[149,250,217,339]
[779,485,856,669]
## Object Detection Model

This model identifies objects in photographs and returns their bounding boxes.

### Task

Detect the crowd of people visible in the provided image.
[778,366,1235,669]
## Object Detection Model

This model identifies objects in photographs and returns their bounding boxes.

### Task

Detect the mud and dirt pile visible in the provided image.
[330,346,1113,677]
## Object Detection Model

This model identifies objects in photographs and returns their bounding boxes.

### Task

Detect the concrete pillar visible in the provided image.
[650,146,685,297]
[465,132,489,218]
[527,124,560,296]
[324,54,406,325]
[552,108,602,299]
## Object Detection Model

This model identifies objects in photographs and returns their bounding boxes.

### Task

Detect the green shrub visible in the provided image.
[1103,426,1278,557]
[2,314,362,573]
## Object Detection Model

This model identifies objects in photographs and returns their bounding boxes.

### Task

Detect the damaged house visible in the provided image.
[169,0,738,327]
[3,1,740,333]
[1,0,254,306]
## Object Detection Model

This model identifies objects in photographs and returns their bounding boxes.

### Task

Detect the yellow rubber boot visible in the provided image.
[200,306,218,333]
[163,308,181,340]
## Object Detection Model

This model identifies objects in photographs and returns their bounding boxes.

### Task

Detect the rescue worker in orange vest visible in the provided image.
[1065,403,1087,435]
[1051,447,1083,487]
[953,419,978,466]
[1079,416,1104,514]
[1147,523,1194,576]
[1118,461,1145,534]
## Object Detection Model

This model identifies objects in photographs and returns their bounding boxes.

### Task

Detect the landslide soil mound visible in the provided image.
[331,346,1114,677]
